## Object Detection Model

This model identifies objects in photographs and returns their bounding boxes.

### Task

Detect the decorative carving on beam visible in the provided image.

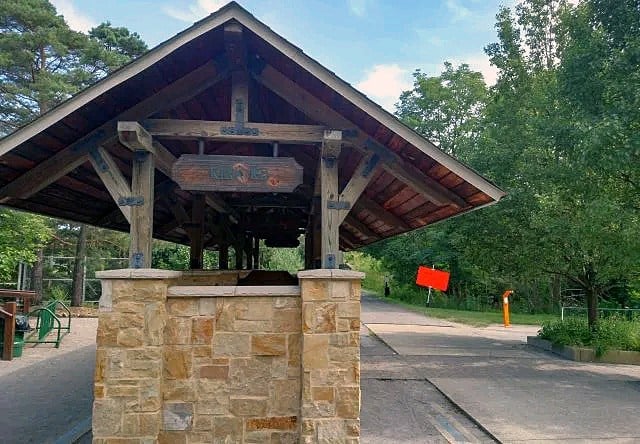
[0,59,229,203]
[252,64,468,209]
[143,119,328,144]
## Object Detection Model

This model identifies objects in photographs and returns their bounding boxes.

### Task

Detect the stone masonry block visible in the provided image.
[165,317,192,345]
[213,333,251,357]
[166,298,198,316]
[337,302,360,319]
[92,398,123,436]
[270,379,300,416]
[245,416,297,431]
[198,297,218,316]
[302,335,329,369]
[191,318,214,344]
[301,280,329,301]
[163,346,192,379]
[213,416,243,441]
[329,281,351,301]
[163,402,193,431]
[229,396,268,416]
[199,364,229,379]
[252,334,286,356]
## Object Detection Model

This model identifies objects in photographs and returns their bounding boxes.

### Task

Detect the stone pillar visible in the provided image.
[93,269,180,443]
[298,269,364,444]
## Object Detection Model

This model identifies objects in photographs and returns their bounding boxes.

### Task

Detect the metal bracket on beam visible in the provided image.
[221,99,260,136]
[131,253,144,269]
[325,253,336,269]
[362,154,380,178]
[88,148,109,172]
[118,196,145,206]
[327,200,350,210]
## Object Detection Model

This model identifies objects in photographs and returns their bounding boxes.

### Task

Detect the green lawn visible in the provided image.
[368,293,558,327]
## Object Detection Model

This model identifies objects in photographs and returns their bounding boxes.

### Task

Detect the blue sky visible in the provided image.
[50,0,513,111]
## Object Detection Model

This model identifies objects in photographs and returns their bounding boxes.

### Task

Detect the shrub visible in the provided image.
[539,317,640,356]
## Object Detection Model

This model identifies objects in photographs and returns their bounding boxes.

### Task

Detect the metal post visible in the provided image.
[502,290,513,328]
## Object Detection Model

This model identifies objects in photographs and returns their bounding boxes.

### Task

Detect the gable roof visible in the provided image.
[0,1,504,250]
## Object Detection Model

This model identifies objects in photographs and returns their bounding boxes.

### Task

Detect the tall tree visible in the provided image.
[0,0,147,299]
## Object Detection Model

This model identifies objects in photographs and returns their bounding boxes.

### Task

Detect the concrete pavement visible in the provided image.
[362,294,640,443]
[0,318,97,444]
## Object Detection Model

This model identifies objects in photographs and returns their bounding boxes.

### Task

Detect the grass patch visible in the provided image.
[366,292,557,327]
[539,317,640,355]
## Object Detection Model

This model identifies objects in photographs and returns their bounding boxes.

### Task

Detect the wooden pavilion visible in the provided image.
[0,1,504,271]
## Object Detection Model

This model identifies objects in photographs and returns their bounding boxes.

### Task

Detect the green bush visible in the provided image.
[539,317,640,356]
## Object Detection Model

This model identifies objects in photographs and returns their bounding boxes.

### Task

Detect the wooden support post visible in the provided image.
[235,240,244,270]
[321,130,342,268]
[1,302,16,361]
[129,151,154,268]
[189,194,206,269]
[304,228,314,270]
[219,244,229,270]
[253,236,260,269]
[245,235,253,270]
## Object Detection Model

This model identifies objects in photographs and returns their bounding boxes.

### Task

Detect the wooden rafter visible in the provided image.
[354,195,410,231]
[252,64,468,208]
[344,215,378,240]
[0,60,229,203]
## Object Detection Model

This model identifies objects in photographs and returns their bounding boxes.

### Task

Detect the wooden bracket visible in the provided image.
[88,146,132,223]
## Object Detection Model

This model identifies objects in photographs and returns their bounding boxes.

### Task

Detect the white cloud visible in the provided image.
[449,53,499,85]
[50,0,96,32]
[347,0,368,17]
[356,64,412,112]
[163,0,227,23]
[446,0,471,22]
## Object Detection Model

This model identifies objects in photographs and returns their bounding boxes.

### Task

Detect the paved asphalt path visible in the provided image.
[0,344,95,444]
[362,294,640,443]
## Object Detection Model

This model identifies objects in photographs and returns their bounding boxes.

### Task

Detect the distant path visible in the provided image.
[361,293,640,443]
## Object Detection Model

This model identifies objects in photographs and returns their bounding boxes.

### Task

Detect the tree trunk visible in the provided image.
[586,286,598,330]
[583,262,598,330]
[32,249,44,304]
[71,224,87,307]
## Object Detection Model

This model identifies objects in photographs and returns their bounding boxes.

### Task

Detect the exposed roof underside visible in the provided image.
[0,2,504,251]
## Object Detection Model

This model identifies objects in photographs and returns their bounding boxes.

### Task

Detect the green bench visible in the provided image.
[25,300,71,348]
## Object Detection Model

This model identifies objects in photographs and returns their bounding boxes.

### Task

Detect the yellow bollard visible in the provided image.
[502,290,513,328]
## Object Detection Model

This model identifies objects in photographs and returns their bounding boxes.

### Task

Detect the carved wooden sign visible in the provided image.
[172,155,303,193]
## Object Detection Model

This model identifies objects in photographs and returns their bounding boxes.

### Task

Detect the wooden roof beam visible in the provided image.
[252,64,468,209]
[0,152,88,204]
[118,121,154,153]
[0,59,229,203]
[142,119,328,144]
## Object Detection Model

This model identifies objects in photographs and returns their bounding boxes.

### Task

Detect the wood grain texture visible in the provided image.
[143,119,327,144]
[129,152,154,268]
[88,146,132,223]
[321,134,342,268]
